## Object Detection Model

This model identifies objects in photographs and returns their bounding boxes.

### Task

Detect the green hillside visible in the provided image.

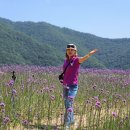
[0,17,130,69]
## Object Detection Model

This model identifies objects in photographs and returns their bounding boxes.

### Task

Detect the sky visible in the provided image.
[0,0,130,38]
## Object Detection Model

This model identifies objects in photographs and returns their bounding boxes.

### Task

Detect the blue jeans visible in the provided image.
[63,85,78,127]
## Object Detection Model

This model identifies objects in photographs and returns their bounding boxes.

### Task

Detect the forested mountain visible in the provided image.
[0,17,130,69]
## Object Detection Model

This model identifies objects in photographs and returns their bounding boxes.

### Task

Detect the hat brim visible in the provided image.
[66,47,77,50]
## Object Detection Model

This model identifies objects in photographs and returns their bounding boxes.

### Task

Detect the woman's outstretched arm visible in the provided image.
[79,49,98,64]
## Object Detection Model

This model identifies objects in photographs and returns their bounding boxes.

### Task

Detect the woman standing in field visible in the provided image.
[62,44,98,130]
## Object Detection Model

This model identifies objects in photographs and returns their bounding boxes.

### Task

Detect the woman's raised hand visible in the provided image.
[89,49,98,55]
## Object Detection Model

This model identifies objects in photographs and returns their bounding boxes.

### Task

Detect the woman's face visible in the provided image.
[66,49,76,58]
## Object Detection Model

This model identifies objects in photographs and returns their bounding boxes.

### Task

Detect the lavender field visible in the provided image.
[0,65,130,130]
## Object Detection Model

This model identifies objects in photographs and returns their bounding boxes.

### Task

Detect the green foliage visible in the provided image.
[0,17,130,69]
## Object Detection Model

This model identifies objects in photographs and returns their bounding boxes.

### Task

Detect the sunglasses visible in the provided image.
[67,44,75,48]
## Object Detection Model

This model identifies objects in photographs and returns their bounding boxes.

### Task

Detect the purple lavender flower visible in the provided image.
[86,100,90,104]
[125,115,128,120]
[0,102,5,108]
[112,112,117,117]
[22,119,29,125]
[50,95,55,100]
[12,89,17,96]
[44,86,49,92]
[50,84,55,89]
[3,117,10,124]
[122,99,126,105]
[67,107,73,112]
[95,100,101,108]
[93,84,97,90]
[94,96,99,101]
[2,109,5,113]
[7,79,14,87]
[102,99,107,103]
[49,88,54,93]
